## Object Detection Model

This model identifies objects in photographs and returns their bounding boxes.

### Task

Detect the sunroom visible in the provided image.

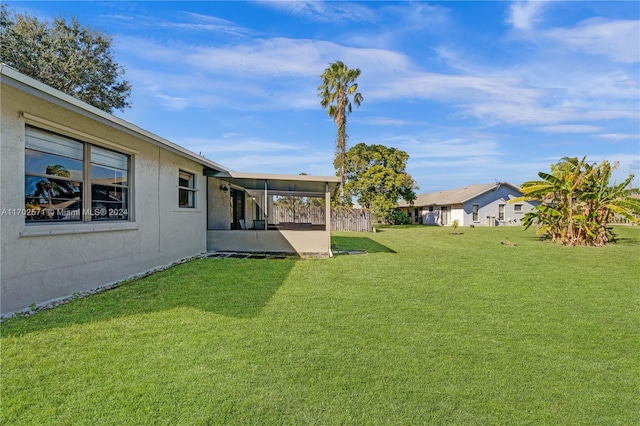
[205,171,340,257]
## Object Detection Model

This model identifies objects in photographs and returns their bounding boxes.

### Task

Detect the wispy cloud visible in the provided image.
[545,18,640,64]
[185,38,413,77]
[381,2,450,31]
[507,0,548,30]
[161,13,257,36]
[537,125,603,134]
[596,133,640,142]
[180,136,305,154]
[382,134,503,160]
[105,11,257,36]
[352,116,424,127]
[254,1,376,24]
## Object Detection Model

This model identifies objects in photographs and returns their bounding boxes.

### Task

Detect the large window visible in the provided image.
[472,204,479,222]
[178,170,196,208]
[24,126,130,223]
[498,204,505,221]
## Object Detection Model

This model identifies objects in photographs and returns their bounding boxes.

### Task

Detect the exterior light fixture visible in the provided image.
[220,184,229,192]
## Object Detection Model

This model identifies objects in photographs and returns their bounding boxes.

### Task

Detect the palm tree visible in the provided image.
[577,161,639,245]
[318,61,363,205]
[513,157,640,246]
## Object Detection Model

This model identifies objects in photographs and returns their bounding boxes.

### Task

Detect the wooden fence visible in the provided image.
[331,207,372,232]
[271,205,371,232]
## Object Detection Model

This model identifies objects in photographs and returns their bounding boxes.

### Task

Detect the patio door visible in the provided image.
[230,188,245,229]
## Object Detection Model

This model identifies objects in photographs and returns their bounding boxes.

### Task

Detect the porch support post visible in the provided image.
[264,180,268,230]
[325,182,331,232]
[325,182,332,256]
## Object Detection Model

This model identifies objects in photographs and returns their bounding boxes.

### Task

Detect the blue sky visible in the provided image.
[8,1,640,192]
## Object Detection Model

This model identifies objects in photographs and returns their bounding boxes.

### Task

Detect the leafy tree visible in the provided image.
[0,5,131,112]
[33,164,74,204]
[344,142,417,222]
[318,61,363,206]
[512,157,640,246]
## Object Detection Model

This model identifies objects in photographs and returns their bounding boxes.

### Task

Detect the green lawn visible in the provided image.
[2,226,639,424]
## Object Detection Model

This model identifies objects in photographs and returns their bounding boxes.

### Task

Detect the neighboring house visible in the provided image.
[397,182,536,226]
[1,64,339,315]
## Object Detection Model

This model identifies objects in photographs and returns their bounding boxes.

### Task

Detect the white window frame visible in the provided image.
[472,204,479,222]
[514,204,523,213]
[498,204,506,221]
[178,170,196,208]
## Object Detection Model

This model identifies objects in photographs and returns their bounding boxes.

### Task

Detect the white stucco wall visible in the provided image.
[207,229,331,257]
[1,84,208,314]
[451,207,465,226]
[207,177,231,230]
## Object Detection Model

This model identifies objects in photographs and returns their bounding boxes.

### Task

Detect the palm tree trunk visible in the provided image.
[336,91,347,206]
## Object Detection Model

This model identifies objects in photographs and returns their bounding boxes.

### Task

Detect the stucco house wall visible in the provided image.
[1,65,338,315]
[399,183,536,227]
[460,185,535,226]
[1,73,211,314]
[207,176,231,230]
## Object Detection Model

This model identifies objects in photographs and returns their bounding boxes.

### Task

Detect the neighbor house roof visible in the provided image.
[398,182,521,207]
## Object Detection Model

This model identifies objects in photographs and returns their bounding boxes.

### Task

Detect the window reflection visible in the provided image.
[24,126,130,223]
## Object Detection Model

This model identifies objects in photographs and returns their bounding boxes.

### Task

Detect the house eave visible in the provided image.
[209,170,340,196]
[1,63,229,174]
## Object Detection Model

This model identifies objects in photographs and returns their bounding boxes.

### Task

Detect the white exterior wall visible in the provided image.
[207,177,231,230]
[1,84,207,314]
[450,206,465,226]
[421,206,463,226]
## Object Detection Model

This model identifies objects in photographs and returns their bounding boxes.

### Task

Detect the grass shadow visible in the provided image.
[614,237,640,246]
[331,235,397,254]
[1,258,295,337]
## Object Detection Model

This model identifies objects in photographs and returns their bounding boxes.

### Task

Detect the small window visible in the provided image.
[472,204,479,222]
[178,170,196,208]
[498,204,505,221]
[514,204,523,213]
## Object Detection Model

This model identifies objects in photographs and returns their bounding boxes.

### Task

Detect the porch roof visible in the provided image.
[207,170,341,196]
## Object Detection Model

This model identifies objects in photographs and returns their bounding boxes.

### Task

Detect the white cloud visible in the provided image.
[596,133,640,142]
[507,0,548,31]
[185,38,412,78]
[171,12,258,36]
[537,125,603,134]
[173,134,335,175]
[353,116,424,126]
[383,135,503,160]
[115,13,637,130]
[105,11,257,36]
[382,2,450,31]
[546,18,640,64]
[255,1,376,24]
[179,136,305,154]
